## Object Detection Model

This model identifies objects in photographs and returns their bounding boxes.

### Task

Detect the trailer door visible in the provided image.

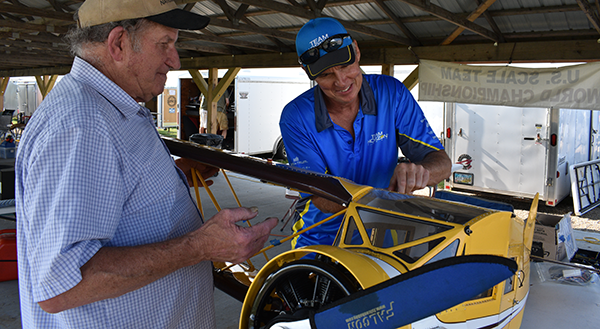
[448,103,548,200]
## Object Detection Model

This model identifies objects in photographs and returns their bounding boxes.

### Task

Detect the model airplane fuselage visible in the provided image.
[240,183,536,329]
[163,137,537,329]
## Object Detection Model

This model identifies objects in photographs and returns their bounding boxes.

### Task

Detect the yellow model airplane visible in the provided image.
[163,137,537,329]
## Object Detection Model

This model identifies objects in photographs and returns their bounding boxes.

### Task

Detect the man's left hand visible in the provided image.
[175,158,219,187]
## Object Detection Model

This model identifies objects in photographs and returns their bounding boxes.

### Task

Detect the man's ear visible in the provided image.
[353,40,361,62]
[106,26,127,62]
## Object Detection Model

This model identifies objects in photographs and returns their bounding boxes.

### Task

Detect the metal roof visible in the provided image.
[1,0,599,77]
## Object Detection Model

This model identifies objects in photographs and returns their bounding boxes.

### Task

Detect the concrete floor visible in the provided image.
[523,263,600,328]
[2,172,600,329]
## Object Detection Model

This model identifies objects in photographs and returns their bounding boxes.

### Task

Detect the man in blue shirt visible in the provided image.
[15,0,277,328]
[280,18,451,249]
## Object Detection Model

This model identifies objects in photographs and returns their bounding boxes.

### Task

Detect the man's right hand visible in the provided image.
[38,207,277,314]
[194,207,278,264]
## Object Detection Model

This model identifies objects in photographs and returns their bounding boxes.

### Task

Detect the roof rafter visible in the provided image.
[209,0,292,52]
[440,0,498,45]
[374,0,421,45]
[0,19,70,33]
[0,0,598,76]
[396,0,500,42]
[179,31,281,52]
[576,0,600,34]
[0,3,73,21]
[193,0,415,45]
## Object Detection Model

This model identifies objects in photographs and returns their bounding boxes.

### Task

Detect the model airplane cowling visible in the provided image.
[163,137,538,329]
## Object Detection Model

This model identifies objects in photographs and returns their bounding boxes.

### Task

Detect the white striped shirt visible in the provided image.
[16,57,215,328]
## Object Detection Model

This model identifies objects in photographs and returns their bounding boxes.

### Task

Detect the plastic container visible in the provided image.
[0,147,16,159]
[0,229,17,282]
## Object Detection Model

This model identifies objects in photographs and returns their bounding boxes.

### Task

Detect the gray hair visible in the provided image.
[64,13,152,59]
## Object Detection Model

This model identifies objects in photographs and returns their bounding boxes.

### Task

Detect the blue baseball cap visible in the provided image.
[296,17,355,80]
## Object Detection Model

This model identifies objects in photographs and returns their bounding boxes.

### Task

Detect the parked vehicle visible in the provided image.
[234,75,310,158]
[167,70,310,159]
[3,80,41,119]
[443,103,600,206]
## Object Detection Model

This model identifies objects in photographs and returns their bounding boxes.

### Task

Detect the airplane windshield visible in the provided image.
[355,189,490,225]
[345,207,453,248]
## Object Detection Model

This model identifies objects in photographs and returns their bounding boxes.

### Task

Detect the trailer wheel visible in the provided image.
[273,138,287,161]
[247,258,358,329]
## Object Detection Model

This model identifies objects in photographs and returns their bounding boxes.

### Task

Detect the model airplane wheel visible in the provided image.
[247,258,359,329]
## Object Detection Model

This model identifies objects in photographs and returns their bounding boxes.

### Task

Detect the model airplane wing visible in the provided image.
[163,136,353,206]
[269,255,518,329]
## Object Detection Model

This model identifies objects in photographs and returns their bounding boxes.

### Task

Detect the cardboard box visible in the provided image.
[532,213,577,261]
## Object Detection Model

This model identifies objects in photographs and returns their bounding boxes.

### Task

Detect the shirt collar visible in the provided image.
[70,56,146,120]
[314,76,378,132]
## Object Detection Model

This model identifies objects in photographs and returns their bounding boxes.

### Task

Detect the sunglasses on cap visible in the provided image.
[299,34,352,65]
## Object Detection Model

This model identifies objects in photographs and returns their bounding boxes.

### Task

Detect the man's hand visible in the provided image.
[388,162,430,194]
[175,157,219,187]
[388,150,452,194]
[388,162,429,194]
[194,207,278,264]
[38,207,278,314]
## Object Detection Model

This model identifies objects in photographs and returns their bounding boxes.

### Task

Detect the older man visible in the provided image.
[280,17,451,249]
[15,0,277,327]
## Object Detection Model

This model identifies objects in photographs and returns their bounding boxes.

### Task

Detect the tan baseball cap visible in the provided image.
[77,0,210,30]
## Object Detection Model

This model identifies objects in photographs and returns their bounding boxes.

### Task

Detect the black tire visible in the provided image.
[273,138,287,161]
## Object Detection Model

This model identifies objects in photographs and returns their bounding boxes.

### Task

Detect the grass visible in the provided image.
[157,127,178,139]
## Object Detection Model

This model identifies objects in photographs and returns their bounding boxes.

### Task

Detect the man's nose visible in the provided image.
[332,69,346,85]
[167,47,181,70]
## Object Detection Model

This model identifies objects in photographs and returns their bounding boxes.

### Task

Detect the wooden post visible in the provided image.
[402,66,419,91]
[205,68,241,134]
[0,77,9,111]
[34,75,57,99]
[188,69,209,134]
[188,68,240,135]
[382,64,394,77]
[207,68,218,134]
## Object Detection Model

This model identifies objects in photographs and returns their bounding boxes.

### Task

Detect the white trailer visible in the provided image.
[234,75,310,157]
[3,80,41,117]
[443,103,599,206]
[174,70,310,158]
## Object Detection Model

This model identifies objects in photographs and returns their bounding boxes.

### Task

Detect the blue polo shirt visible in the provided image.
[280,74,443,248]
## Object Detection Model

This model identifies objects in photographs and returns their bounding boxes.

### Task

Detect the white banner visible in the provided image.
[418,59,600,110]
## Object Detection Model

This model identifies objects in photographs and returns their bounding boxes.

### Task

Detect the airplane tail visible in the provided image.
[522,193,539,252]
